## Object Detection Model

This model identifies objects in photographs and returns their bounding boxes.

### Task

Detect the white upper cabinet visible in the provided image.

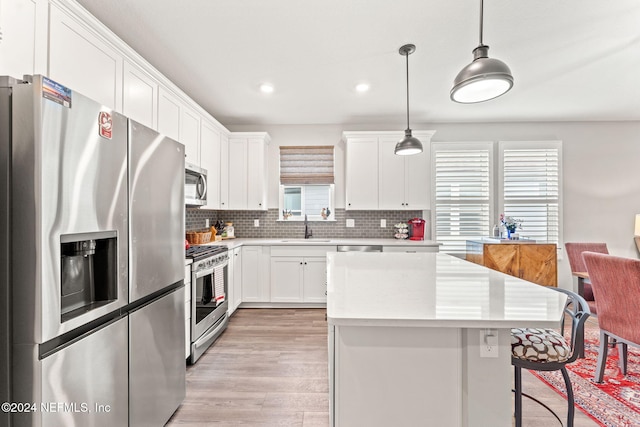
[157,87,181,142]
[227,132,270,210]
[49,4,122,110]
[180,106,200,167]
[200,120,221,209]
[0,0,47,78]
[246,137,268,210]
[227,137,248,210]
[344,131,435,210]
[344,136,379,210]
[219,133,229,210]
[379,134,432,210]
[122,60,158,130]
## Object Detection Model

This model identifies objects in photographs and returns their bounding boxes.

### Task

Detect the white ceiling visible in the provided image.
[75,0,640,127]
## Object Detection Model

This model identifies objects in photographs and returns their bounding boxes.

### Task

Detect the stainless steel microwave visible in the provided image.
[185,163,207,206]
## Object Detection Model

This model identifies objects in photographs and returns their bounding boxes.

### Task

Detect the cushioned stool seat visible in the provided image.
[511,327,571,363]
[511,289,590,427]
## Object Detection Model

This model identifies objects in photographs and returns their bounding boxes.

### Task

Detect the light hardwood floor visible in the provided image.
[166,308,600,426]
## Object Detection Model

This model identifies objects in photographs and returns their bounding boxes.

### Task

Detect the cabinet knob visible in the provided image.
[348,203,351,206]
[258,203,262,206]
[304,262,307,265]
[300,262,303,265]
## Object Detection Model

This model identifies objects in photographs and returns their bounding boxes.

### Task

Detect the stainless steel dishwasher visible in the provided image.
[337,245,383,252]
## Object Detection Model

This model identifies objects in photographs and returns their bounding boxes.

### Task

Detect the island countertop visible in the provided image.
[326,252,566,329]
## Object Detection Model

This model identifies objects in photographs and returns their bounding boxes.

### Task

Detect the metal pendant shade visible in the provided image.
[450,0,514,103]
[395,44,423,156]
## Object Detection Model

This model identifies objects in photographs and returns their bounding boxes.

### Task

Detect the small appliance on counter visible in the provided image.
[408,218,426,241]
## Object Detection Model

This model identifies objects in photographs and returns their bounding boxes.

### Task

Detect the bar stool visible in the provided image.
[511,288,590,427]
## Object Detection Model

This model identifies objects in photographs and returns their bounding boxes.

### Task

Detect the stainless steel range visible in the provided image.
[186,245,229,363]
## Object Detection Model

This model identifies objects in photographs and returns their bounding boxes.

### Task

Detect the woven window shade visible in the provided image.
[279,146,334,185]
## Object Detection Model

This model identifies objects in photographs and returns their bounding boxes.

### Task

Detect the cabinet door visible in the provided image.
[181,106,200,166]
[158,87,181,142]
[247,138,267,210]
[227,248,235,315]
[242,246,269,302]
[123,60,157,130]
[219,133,230,210]
[405,145,430,209]
[303,257,327,303]
[518,245,557,287]
[483,244,519,277]
[271,257,304,302]
[49,5,122,110]
[378,138,406,210]
[0,0,47,78]
[201,121,221,209]
[233,248,243,309]
[345,137,379,210]
[228,138,248,210]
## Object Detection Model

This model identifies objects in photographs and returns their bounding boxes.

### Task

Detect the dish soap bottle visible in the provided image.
[492,224,500,238]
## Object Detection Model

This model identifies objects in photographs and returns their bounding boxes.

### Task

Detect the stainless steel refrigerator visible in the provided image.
[0,75,185,427]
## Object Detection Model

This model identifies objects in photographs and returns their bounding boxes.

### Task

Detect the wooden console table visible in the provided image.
[466,239,558,287]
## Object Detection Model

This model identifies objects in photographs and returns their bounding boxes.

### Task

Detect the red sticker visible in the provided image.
[98,112,112,139]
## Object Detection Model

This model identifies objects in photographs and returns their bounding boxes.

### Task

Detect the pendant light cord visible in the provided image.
[405,51,410,130]
[479,0,484,45]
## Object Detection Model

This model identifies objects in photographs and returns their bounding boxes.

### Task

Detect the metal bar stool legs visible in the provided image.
[560,367,575,427]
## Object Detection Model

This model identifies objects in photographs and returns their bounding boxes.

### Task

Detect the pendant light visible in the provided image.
[394,44,423,156]
[450,0,514,103]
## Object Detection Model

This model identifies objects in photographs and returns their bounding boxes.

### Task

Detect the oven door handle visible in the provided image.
[194,267,215,279]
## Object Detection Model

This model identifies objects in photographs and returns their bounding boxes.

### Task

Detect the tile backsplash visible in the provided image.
[186,208,428,239]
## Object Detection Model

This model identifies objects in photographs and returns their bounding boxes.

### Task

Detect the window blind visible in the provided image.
[279,146,335,185]
[433,143,493,255]
[500,142,561,245]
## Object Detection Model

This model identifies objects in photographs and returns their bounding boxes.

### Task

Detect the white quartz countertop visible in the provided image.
[326,252,566,329]
[193,238,440,250]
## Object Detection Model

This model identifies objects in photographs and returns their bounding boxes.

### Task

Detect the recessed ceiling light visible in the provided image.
[355,83,370,93]
[260,83,274,94]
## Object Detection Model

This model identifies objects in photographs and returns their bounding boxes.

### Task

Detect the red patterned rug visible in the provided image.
[532,327,640,426]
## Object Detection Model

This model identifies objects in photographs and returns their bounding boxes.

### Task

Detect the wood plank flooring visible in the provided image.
[166,308,601,426]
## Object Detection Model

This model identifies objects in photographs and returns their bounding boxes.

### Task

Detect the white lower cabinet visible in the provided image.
[241,246,270,303]
[227,247,242,315]
[184,264,191,359]
[270,257,327,303]
[270,246,334,303]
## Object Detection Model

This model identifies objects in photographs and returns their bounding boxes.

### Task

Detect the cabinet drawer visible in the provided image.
[271,246,337,257]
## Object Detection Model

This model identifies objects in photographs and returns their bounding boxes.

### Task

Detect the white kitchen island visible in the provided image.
[327,252,566,427]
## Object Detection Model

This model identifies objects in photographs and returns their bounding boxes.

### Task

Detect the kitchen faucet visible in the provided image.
[304,215,313,239]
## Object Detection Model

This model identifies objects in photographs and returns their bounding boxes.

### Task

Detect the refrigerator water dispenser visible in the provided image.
[60,231,118,321]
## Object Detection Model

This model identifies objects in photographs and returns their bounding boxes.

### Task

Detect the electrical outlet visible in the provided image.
[254,219,259,227]
[480,329,499,358]
[380,219,386,228]
[205,219,209,228]
[346,219,355,228]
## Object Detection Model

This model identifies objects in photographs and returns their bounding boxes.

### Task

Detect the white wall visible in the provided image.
[231,120,640,290]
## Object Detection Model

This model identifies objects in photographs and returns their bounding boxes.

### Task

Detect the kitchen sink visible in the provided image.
[279,239,332,243]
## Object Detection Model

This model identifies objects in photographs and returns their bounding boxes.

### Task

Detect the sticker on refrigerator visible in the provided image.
[42,77,72,108]
[98,112,113,139]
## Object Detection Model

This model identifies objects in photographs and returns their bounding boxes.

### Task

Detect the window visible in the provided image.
[499,141,561,246]
[279,146,335,220]
[432,140,562,256]
[432,142,493,255]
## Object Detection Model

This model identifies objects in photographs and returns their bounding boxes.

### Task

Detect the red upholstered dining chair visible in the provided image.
[582,252,640,383]
[565,242,609,315]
